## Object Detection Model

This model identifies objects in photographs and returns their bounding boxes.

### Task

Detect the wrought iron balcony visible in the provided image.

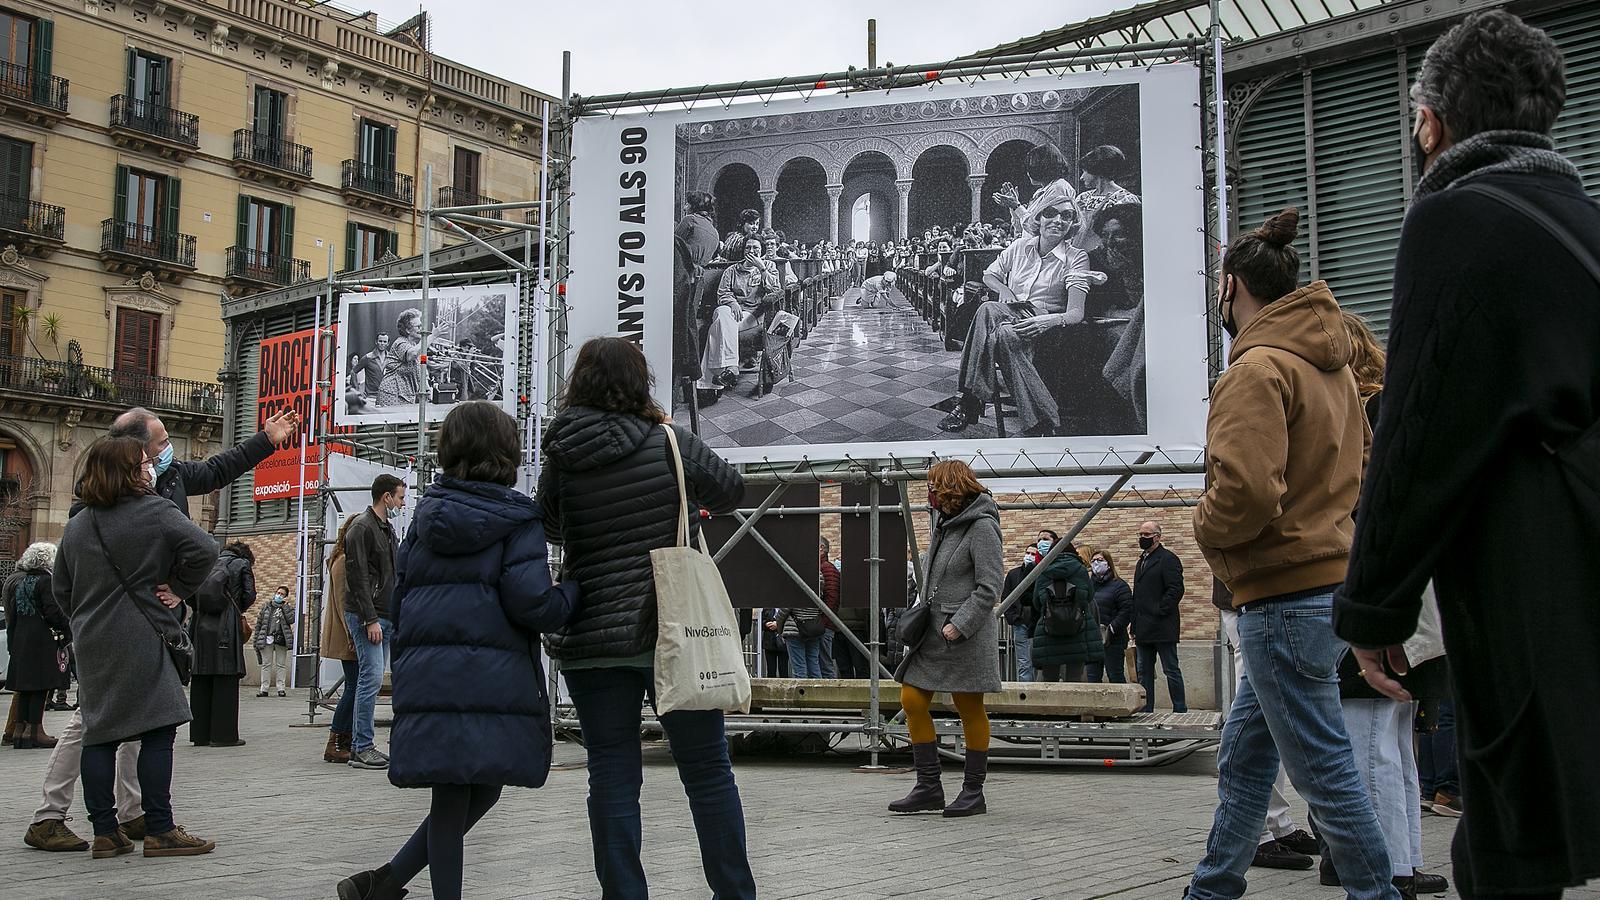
[225,245,311,288]
[0,196,65,254]
[0,350,221,416]
[109,95,200,159]
[232,129,314,187]
[341,160,414,215]
[0,59,68,125]
[99,219,197,281]
[438,187,503,219]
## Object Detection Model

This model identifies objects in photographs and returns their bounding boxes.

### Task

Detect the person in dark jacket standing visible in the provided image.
[1335,18,1600,896]
[54,436,220,859]
[103,406,299,520]
[186,543,255,747]
[818,538,841,678]
[253,585,293,696]
[338,402,578,900]
[344,473,406,771]
[1001,544,1041,682]
[539,337,754,900]
[4,542,67,749]
[1085,549,1133,684]
[1030,543,1101,683]
[1131,522,1186,712]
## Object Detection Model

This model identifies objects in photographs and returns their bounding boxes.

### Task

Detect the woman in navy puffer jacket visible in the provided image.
[338,401,579,900]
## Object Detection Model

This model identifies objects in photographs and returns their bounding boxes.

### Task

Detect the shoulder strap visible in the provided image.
[660,424,690,549]
[88,510,176,642]
[1459,183,1600,285]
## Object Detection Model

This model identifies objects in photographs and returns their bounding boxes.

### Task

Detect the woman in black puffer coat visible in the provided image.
[538,337,753,900]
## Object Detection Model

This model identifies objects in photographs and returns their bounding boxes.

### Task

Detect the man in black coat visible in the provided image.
[1333,12,1600,898]
[1131,521,1186,713]
[104,406,299,520]
[1001,544,1041,681]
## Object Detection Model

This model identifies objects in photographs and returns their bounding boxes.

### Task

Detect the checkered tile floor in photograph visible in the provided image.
[678,295,999,448]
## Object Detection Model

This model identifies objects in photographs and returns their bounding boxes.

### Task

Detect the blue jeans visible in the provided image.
[82,724,176,837]
[563,667,756,900]
[330,658,360,735]
[1011,623,1035,682]
[1136,641,1188,712]
[1189,591,1398,900]
[786,636,823,678]
[1417,698,1459,799]
[346,612,392,753]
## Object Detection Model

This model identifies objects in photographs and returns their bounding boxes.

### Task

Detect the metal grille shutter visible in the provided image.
[1233,73,1313,288]
[1308,54,1410,339]
[1532,4,1600,195]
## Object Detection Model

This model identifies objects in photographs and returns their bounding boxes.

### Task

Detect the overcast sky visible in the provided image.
[350,1,1142,98]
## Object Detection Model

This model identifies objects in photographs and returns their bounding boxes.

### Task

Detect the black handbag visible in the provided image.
[896,600,931,648]
[89,511,194,686]
[788,609,827,640]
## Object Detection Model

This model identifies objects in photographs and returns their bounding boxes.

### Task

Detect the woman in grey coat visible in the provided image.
[52,436,219,859]
[891,460,1003,818]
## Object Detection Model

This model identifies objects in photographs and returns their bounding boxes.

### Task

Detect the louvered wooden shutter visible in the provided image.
[344,221,356,272]
[30,19,51,105]
[115,308,160,376]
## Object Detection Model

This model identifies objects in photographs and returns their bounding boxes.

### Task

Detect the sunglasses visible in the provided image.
[1038,207,1070,220]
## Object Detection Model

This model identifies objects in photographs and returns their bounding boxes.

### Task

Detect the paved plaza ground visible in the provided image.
[3,691,1594,900]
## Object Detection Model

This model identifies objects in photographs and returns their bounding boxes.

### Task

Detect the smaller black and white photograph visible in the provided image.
[333,283,517,426]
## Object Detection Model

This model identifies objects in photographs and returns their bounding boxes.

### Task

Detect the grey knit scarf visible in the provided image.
[1415,129,1582,198]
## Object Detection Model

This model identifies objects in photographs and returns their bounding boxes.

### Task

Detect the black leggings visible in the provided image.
[388,784,502,900]
[16,690,47,727]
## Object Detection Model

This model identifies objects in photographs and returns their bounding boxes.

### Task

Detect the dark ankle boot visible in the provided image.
[1392,875,1417,900]
[1319,855,1341,887]
[336,864,408,900]
[14,724,35,750]
[942,749,988,817]
[888,742,945,813]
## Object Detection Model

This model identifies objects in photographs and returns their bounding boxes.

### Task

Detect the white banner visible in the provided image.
[333,284,518,427]
[568,64,1208,463]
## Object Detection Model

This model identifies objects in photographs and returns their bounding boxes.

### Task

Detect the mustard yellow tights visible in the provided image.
[900,684,990,751]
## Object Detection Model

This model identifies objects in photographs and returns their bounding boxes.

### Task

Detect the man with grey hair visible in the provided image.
[1334,11,1600,898]
[25,405,299,852]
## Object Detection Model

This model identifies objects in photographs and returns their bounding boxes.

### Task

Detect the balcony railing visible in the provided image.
[232,129,313,179]
[109,95,200,148]
[0,350,221,415]
[0,59,67,112]
[226,245,311,286]
[341,160,414,205]
[437,186,503,219]
[0,196,64,242]
[100,219,197,268]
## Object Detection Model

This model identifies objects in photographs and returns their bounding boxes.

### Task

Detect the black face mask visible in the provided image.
[1220,283,1239,340]
[1411,127,1430,184]
[1138,536,1156,551]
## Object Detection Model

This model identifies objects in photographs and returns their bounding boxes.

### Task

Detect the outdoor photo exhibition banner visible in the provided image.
[253,327,347,501]
[332,284,518,427]
[567,64,1208,463]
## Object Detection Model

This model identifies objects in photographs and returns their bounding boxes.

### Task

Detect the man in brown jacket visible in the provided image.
[1185,209,1399,900]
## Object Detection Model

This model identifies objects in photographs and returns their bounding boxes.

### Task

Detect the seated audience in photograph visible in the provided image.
[1075,145,1142,249]
[939,202,1092,437]
[1085,549,1134,684]
[719,209,761,259]
[54,436,220,859]
[695,235,780,397]
[994,142,1082,237]
[1030,543,1101,683]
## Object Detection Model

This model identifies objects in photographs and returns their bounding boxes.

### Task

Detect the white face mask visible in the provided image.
[1091,560,1110,577]
[1037,540,1053,555]
[142,463,157,486]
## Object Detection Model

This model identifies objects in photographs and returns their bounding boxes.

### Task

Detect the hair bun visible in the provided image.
[1255,207,1300,247]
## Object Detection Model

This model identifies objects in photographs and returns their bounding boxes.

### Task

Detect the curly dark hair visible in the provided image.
[224,541,255,564]
[1412,10,1565,140]
[561,337,666,424]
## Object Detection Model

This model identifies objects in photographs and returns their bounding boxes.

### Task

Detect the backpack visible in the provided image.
[1042,575,1086,638]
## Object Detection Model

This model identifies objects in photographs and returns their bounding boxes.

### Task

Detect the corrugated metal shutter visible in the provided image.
[1532,4,1600,195]
[1233,73,1313,288]
[1308,54,1409,339]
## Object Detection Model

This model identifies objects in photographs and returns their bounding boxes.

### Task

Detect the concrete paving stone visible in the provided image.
[2,691,1598,899]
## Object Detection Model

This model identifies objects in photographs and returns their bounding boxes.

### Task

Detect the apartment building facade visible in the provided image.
[0,0,551,569]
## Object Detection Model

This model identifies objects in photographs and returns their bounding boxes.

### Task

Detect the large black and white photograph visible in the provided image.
[569,67,1207,462]
[333,284,517,426]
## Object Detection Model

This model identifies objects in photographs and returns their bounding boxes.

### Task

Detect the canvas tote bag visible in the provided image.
[652,425,752,715]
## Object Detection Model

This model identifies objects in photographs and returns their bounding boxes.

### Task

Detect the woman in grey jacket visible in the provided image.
[53,436,219,859]
[891,460,1004,818]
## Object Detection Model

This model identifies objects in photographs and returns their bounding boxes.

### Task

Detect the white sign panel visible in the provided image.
[568,65,1207,463]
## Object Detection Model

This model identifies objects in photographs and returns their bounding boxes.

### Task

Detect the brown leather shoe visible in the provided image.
[91,831,136,859]
[32,725,57,749]
[24,819,89,852]
[324,731,352,764]
[143,825,215,857]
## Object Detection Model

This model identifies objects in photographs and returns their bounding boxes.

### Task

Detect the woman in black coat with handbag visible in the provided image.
[4,542,68,749]
[1086,548,1134,683]
[187,542,255,747]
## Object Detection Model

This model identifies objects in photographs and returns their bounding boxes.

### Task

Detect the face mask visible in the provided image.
[1091,560,1109,577]
[153,443,174,476]
[272,595,286,605]
[1220,279,1239,340]
[1036,540,1053,555]
[386,504,402,520]
[1411,122,1430,184]
[142,463,157,486]
[1139,535,1156,551]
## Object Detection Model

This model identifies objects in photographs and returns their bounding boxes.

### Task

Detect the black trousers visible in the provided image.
[189,674,240,745]
[834,630,871,679]
[16,690,47,727]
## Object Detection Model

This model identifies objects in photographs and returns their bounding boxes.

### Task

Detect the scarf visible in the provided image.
[1415,129,1582,198]
[13,572,44,617]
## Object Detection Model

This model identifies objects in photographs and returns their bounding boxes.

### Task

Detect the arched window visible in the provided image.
[850,194,872,243]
